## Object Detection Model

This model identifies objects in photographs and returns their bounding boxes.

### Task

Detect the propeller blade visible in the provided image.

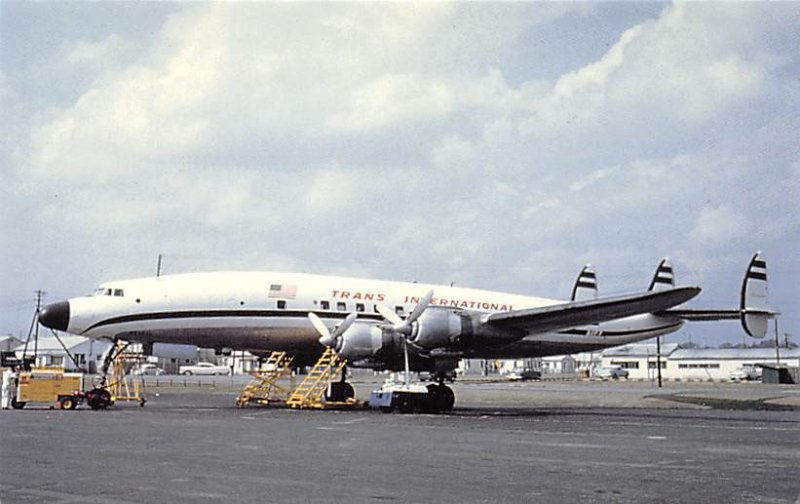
[308,312,333,346]
[406,290,433,325]
[331,312,358,340]
[376,290,434,335]
[376,304,404,327]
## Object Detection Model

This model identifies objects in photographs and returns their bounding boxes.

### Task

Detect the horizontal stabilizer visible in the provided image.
[665,309,740,321]
[486,286,700,336]
[663,252,777,338]
[571,265,598,301]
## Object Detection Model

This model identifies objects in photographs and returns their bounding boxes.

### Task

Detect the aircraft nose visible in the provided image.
[39,301,70,331]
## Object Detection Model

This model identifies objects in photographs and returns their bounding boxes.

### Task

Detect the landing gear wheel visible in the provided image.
[425,384,443,413]
[341,382,355,400]
[326,382,355,402]
[440,385,455,412]
[426,384,454,412]
[11,397,25,409]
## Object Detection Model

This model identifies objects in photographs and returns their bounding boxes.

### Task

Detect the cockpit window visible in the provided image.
[93,287,123,297]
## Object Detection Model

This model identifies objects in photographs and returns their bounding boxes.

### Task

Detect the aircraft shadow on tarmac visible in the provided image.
[445,403,799,424]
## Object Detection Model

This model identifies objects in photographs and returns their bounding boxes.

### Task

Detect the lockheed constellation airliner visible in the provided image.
[38,253,773,410]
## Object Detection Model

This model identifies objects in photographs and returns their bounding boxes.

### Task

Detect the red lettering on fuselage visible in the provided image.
[331,290,388,302]
[332,289,514,312]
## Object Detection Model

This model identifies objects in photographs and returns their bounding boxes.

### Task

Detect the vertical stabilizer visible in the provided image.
[571,265,598,301]
[648,258,674,292]
[741,252,769,338]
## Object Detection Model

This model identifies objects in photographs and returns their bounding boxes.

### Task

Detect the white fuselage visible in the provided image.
[58,271,683,364]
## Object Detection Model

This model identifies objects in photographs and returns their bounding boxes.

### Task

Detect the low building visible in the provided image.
[541,355,577,374]
[600,343,680,380]
[668,347,800,381]
[600,342,800,381]
[13,336,113,373]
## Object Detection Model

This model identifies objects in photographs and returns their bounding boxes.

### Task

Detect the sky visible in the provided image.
[1,2,798,347]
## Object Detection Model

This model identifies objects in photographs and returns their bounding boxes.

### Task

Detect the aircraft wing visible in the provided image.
[484,286,700,336]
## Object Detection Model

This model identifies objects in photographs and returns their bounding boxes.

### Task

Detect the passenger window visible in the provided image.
[373,305,380,314]
[113,289,124,297]
[356,303,365,312]
[277,300,286,309]
[395,306,405,315]
[105,289,112,296]
[320,300,330,310]
[337,302,346,311]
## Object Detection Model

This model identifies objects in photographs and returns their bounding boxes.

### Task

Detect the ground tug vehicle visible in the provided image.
[10,366,112,410]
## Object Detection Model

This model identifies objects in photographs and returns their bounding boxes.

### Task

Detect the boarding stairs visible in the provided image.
[236,351,294,408]
[107,341,146,407]
[285,347,353,409]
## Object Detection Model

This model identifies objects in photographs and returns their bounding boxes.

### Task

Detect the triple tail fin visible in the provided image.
[663,251,777,338]
[740,252,770,338]
[648,258,674,292]
[571,265,598,301]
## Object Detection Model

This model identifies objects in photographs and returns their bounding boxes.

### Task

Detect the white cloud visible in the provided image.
[65,34,131,67]
[689,206,752,246]
[2,2,799,343]
[329,74,455,133]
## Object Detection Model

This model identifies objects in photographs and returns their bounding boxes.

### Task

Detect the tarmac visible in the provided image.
[1,377,799,503]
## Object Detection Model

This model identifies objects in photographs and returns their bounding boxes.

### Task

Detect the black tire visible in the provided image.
[325,382,355,402]
[341,382,355,400]
[425,384,443,413]
[182,371,193,376]
[424,384,454,412]
[59,396,76,410]
[439,386,455,412]
[11,398,25,409]
[87,388,112,410]
[396,395,415,414]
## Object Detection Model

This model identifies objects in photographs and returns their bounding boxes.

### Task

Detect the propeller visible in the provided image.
[375,290,434,335]
[375,290,433,388]
[308,312,357,347]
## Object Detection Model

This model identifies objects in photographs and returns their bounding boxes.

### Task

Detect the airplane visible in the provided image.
[37,252,774,411]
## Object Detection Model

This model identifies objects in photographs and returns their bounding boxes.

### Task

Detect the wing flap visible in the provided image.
[485,286,701,336]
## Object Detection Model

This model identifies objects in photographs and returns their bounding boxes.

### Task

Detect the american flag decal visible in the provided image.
[268,284,297,299]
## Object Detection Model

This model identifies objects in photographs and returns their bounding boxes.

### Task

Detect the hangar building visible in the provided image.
[601,343,800,381]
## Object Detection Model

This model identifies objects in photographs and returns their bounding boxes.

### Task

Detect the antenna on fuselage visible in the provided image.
[156,254,163,277]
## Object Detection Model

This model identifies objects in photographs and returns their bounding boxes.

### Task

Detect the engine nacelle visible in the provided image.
[408,307,464,350]
[333,323,385,361]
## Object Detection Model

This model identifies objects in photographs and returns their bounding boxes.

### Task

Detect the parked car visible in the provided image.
[596,366,629,380]
[179,362,231,376]
[131,363,166,376]
[507,367,542,381]
[730,366,761,381]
